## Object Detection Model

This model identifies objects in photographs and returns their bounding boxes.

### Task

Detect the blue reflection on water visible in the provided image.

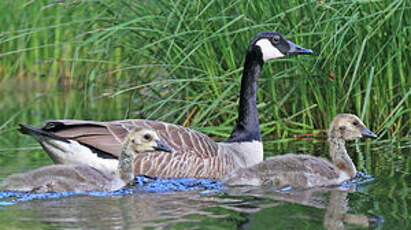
[341,171,374,188]
[135,176,223,194]
[0,172,374,206]
[0,176,224,206]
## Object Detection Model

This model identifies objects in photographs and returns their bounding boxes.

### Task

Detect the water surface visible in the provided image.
[0,139,409,230]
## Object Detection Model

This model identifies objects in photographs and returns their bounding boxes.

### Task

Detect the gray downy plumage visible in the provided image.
[221,114,377,187]
[1,128,171,193]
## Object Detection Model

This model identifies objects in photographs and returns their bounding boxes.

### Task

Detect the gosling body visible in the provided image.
[1,128,171,193]
[222,114,377,187]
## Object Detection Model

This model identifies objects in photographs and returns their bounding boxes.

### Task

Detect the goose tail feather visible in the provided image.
[19,124,70,143]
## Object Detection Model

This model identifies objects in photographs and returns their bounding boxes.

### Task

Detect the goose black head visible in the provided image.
[249,31,313,63]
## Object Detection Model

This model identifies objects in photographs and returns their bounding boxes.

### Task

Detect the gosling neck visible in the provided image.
[117,142,137,184]
[227,49,263,143]
[328,137,357,178]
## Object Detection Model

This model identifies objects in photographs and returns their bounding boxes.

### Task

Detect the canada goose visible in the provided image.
[222,114,377,187]
[1,127,171,193]
[18,31,312,179]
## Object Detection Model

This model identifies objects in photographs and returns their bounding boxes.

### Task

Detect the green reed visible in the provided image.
[0,0,409,146]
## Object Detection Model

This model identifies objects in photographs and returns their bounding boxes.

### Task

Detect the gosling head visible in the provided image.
[328,114,377,141]
[249,31,313,63]
[126,127,172,153]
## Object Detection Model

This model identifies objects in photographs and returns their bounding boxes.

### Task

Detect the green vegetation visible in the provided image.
[0,1,409,227]
[0,0,409,150]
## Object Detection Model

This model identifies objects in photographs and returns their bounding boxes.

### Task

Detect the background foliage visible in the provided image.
[0,0,409,145]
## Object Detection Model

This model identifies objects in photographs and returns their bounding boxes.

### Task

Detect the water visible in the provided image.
[0,141,409,229]
[0,78,409,229]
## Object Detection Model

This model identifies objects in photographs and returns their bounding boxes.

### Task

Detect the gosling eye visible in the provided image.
[143,134,152,141]
[271,35,280,44]
[131,139,136,144]
[352,121,359,126]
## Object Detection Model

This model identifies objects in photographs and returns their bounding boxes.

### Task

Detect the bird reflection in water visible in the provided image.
[1,181,383,229]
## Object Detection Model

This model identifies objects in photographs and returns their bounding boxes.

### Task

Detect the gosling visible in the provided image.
[222,114,377,187]
[1,127,172,193]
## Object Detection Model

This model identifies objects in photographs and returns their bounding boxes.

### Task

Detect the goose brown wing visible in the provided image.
[42,119,219,159]
[133,149,235,179]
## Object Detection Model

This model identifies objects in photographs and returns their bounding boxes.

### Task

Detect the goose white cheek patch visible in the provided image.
[256,39,285,62]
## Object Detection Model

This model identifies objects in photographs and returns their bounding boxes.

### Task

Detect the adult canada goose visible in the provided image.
[19,31,312,179]
[1,127,172,193]
[222,114,377,187]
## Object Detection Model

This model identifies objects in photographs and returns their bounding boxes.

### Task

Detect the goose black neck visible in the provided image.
[227,49,263,142]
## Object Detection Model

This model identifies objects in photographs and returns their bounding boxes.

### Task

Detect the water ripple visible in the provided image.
[341,171,374,188]
[0,176,224,206]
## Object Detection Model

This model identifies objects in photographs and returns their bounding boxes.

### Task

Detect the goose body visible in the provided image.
[222,114,378,187]
[1,127,171,193]
[18,31,312,179]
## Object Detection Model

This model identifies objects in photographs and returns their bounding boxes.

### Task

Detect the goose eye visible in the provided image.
[143,134,152,141]
[271,35,280,44]
[352,121,359,126]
